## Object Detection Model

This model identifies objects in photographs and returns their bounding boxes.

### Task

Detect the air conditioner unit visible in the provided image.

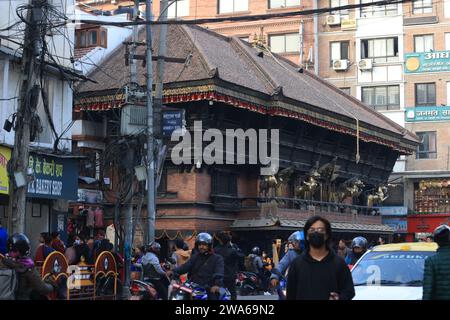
[358,59,373,70]
[332,59,348,71]
[120,103,147,136]
[326,15,341,26]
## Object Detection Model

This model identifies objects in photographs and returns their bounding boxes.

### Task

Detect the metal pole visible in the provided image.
[146,0,156,243]
[299,20,304,66]
[122,0,140,300]
[313,0,319,75]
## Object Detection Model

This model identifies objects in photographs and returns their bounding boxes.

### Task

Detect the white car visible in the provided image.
[351,242,438,300]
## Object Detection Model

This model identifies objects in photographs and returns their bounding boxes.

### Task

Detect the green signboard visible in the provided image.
[405,51,450,73]
[405,106,450,122]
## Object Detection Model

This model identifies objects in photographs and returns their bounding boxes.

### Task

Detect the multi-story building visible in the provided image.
[78,0,316,67]
[0,0,81,252]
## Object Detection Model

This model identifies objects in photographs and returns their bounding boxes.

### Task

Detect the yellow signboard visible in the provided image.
[0,146,11,195]
[341,19,357,31]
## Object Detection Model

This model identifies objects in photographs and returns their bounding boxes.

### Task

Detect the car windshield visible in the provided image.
[352,251,435,287]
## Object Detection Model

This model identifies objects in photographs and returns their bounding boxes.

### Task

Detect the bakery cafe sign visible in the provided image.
[405,51,450,74]
[27,153,78,200]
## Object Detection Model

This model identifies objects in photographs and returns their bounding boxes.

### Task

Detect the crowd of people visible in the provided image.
[1,215,450,300]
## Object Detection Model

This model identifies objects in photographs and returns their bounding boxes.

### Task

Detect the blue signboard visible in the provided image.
[405,106,450,122]
[27,153,78,200]
[405,51,450,73]
[162,110,185,137]
[382,217,408,233]
[379,206,408,216]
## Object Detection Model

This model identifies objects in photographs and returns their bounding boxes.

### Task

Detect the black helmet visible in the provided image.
[251,246,260,255]
[351,236,368,250]
[147,241,161,254]
[433,224,450,246]
[195,233,213,246]
[7,233,31,257]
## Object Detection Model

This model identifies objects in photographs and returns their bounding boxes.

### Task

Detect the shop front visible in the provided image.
[407,214,450,242]
[25,152,79,253]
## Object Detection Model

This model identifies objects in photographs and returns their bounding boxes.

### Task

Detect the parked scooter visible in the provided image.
[169,281,231,300]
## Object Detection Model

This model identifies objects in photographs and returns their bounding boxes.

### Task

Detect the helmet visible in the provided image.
[433,224,450,246]
[7,233,31,257]
[251,246,260,255]
[351,236,368,250]
[288,231,305,244]
[195,233,213,247]
[146,241,161,254]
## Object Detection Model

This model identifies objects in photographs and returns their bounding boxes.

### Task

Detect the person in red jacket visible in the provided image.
[34,232,55,265]
[50,232,65,254]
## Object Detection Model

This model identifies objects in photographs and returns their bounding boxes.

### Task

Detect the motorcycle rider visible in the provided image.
[270,231,304,299]
[214,231,244,300]
[141,241,169,300]
[246,246,270,295]
[168,232,224,300]
[0,233,56,300]
[345,236,368,266]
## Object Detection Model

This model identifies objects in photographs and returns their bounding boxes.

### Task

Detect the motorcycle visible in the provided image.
[169,281,231,300]
[129,279,159,300]
[128,259,172,300]
[235,271,262,296]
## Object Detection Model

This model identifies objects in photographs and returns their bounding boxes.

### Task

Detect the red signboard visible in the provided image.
[407,214,450,233]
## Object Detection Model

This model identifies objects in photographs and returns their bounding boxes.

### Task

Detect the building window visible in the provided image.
[413,0,433,14]
[75,28,107,48]
[168,0,189,18]
[269,33,300,53]
[330,41,349,66]
[445,33,450,51]
[211,170,238,196]
[218,0,248,14]
[447,82,450,106]
[361,85,400,111]
[330,0,349,18]
[361,37,398,63]
[360,0,398,17]
[414,35,434,53]
[269,0,301,8]
[415,83,436,106]
[416,131,437,159]
[340,87,351,95]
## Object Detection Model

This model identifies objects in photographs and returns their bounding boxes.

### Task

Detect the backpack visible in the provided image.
[0,268,18,300]
[244,255,257,272]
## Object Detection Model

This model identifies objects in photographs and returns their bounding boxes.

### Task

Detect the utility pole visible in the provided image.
[7,0,46,233]
[146,0,155,243]
[122,0,140,300]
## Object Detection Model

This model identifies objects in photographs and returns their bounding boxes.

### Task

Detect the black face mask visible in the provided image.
[354,250,364,259]
[308,232,325,248]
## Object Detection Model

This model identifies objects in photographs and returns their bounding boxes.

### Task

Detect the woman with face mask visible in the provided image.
[286,216,355,300]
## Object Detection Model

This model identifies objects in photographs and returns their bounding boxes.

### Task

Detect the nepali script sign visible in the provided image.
[27,154,78,200]
[405,51,450,73]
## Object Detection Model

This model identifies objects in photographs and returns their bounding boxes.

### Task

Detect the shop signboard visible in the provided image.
[0,146,11,195]
[405,51,450,73]
[27,154,78,200]
[382,217,408,233]
[379,206,408,216]
[77,188,103,204]
[405,106,450,122]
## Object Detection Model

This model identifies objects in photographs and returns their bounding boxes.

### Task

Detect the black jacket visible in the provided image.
[286,250,355,300]
[173,252,224,288]
[214,243,244,282]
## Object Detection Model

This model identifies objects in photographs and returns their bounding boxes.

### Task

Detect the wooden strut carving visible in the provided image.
[335,178,365,203]
[259,166,295,199]
[367,185,389,207]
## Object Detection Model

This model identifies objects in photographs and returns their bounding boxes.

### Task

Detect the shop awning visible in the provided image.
[230,218,394,234]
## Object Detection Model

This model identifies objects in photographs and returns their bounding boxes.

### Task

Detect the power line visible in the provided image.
[71,0,414,26]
